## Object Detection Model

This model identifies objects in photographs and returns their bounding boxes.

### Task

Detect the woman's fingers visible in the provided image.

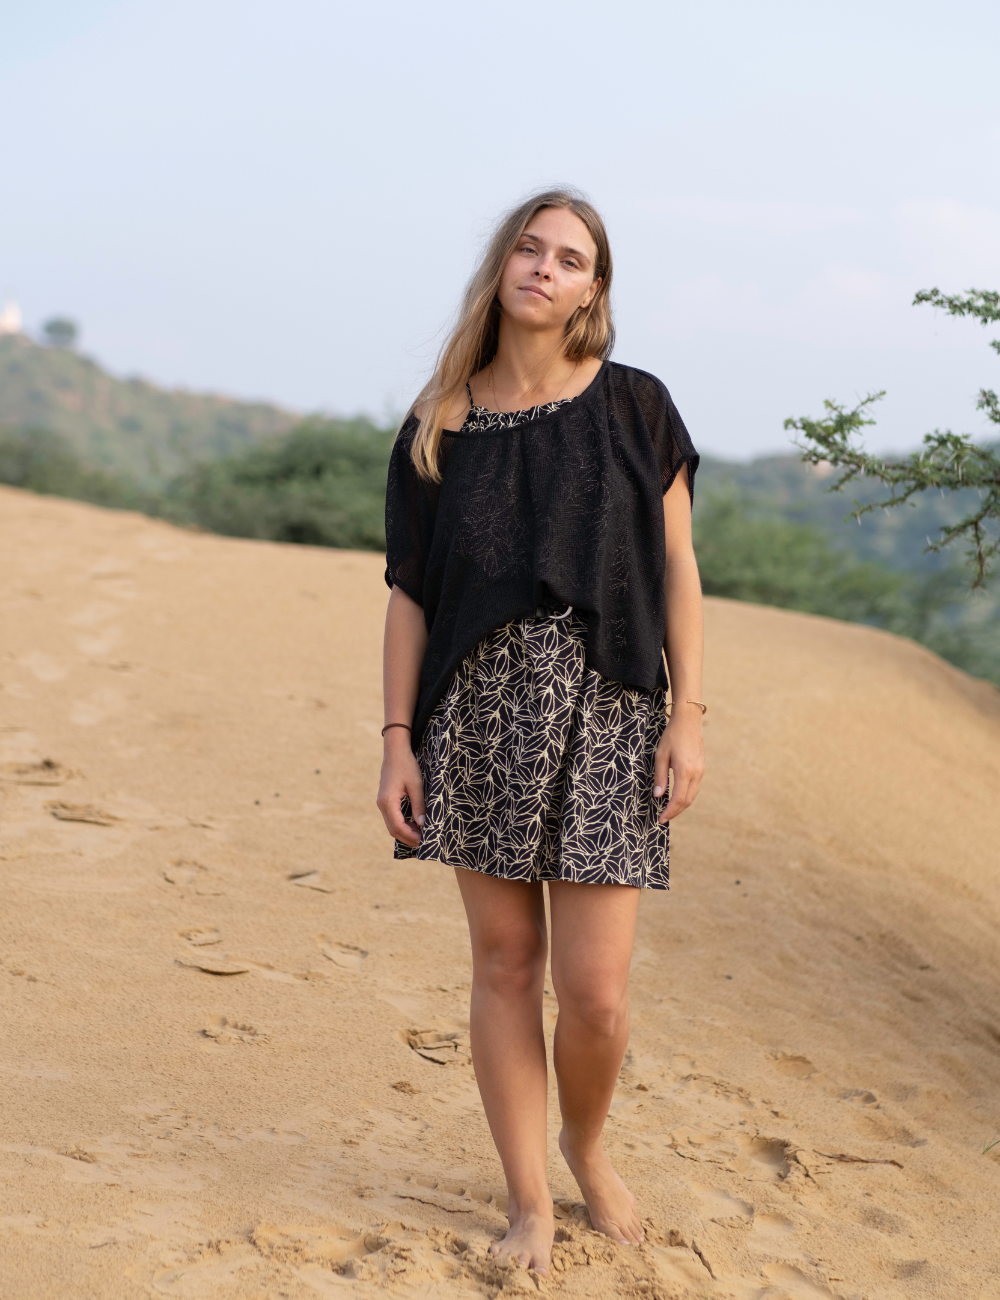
[377,773,425,847]
[652,740,671,802]
[380,788,420,846]
[657,760,704,823]
[408,776,426,829]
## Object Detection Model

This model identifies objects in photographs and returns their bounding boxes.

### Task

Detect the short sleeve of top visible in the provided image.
[383,416,435,606]
[617,366,698,500]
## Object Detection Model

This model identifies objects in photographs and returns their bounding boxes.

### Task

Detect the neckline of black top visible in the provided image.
[444,359,608,438]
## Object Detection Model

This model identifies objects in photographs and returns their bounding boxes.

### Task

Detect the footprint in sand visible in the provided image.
[693,1184,753,1223]
[178,955,250,976]
[179,928,222,946]
[749,1210,813,1262]
[67,600,120,629]
[735,1134,793,1180]
[396,1176,507,1215]
[70,687,127,727]
[163,860,206,886]
[45,801,120,826]
[163,859,223,896]
[773,1054,821,1078]
[839,1087,878,1106]
[150,1241,260,1296]
[0,759,75,786]
[761,1261,840,1299]
[404,1024,472,1066]
[201,1016,268,1045]
[77,629,122,657]
[235,960,329,984]
[18,651,68,682]
[317,935,368,970]
[251,1221,385,1271]
[675,1070,754,1109]
[289,869,335,893]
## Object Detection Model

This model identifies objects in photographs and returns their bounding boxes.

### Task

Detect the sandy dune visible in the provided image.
[1,484,999,1300]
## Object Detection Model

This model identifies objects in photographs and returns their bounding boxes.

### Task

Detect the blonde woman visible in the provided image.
[377,189,704,1276]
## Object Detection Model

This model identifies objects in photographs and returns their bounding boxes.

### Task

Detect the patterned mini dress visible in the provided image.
[394,392,671,890]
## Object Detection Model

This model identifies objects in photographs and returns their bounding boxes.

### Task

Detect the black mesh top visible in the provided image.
[385,361,699,746]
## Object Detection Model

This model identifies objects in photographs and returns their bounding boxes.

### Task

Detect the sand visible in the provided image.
[1,484,999,1300]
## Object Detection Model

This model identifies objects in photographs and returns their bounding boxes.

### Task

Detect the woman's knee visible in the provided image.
[472,926,547,996]
[554,977,629,1038]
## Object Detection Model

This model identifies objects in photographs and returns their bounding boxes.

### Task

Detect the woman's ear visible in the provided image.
[580,276,602,311]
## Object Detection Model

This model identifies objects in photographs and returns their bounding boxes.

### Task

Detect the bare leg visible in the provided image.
[454,869,554,1274]
[548,881,644,1245]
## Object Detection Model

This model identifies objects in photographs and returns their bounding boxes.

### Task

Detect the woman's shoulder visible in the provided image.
[412,389,471,432]
[393,409,420,448]
[605,361,672,401]
[603,363,693,446]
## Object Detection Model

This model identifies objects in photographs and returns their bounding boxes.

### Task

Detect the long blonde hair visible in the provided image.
[407,188,614,482]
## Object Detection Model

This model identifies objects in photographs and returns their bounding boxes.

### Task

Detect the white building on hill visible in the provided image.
[0,300,22,335]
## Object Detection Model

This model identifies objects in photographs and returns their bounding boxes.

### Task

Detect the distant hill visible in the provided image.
[0,334,297,486]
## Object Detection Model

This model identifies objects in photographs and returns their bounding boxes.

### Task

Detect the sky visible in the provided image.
[2,0,999,458]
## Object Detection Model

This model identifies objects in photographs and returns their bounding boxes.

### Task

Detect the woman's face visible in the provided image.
[498,206,601,333]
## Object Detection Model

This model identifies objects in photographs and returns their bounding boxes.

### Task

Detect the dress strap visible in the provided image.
[466,381,474,406]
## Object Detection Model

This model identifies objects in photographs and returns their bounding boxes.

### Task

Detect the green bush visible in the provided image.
[0,426,144,509]
[161,417,395,550]
[694,491,1000,684]
[693,491,907,623]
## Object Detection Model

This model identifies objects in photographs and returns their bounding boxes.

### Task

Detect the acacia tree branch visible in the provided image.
[786,398,1000,589]
[786,287,1000,589]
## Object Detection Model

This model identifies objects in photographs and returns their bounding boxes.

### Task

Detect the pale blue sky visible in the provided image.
[2,0,998,456]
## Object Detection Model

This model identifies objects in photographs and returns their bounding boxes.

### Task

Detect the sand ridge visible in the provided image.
[1,484,999,1299]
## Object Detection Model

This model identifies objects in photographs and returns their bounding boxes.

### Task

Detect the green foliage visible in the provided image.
[913,287,1000,355]
[42,317,78,349]
[787,288,1000,587]
[0,426,147,509]
[694,491,1000,685]
[161,417,395,549]
[693,492,906,623]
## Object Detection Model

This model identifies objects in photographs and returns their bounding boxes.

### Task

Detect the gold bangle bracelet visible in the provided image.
[665,700,708,716]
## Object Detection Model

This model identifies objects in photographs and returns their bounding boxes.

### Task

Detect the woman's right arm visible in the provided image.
[376,584,429,847]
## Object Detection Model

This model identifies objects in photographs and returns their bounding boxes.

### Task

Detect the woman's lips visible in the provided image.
[522,286,551,300]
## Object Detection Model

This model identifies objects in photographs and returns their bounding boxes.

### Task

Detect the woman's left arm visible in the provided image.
[653,463,705,823]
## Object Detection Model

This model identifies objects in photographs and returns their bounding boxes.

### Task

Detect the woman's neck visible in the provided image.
[486,322,580,410]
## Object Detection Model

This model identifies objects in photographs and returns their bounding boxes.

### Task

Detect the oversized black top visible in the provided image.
[385,361,699,746]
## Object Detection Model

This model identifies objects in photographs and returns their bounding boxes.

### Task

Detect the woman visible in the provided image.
[377,189,704,1277]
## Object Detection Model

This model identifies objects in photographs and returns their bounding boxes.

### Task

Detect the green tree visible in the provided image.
[693,492,908,623]
[0,426,142,508]
[786,289,1000,587]
[42,317,79,349]
[162,416,395,549]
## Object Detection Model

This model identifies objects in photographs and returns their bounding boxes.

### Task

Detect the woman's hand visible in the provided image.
[653,705,705,823]
[376,731,426,848]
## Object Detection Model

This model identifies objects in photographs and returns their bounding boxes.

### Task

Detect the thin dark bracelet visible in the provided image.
[381,723,413,737]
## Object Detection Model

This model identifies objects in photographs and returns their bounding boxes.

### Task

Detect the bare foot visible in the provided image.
[559,1129,644,1245]
[489,1201,554,1275]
